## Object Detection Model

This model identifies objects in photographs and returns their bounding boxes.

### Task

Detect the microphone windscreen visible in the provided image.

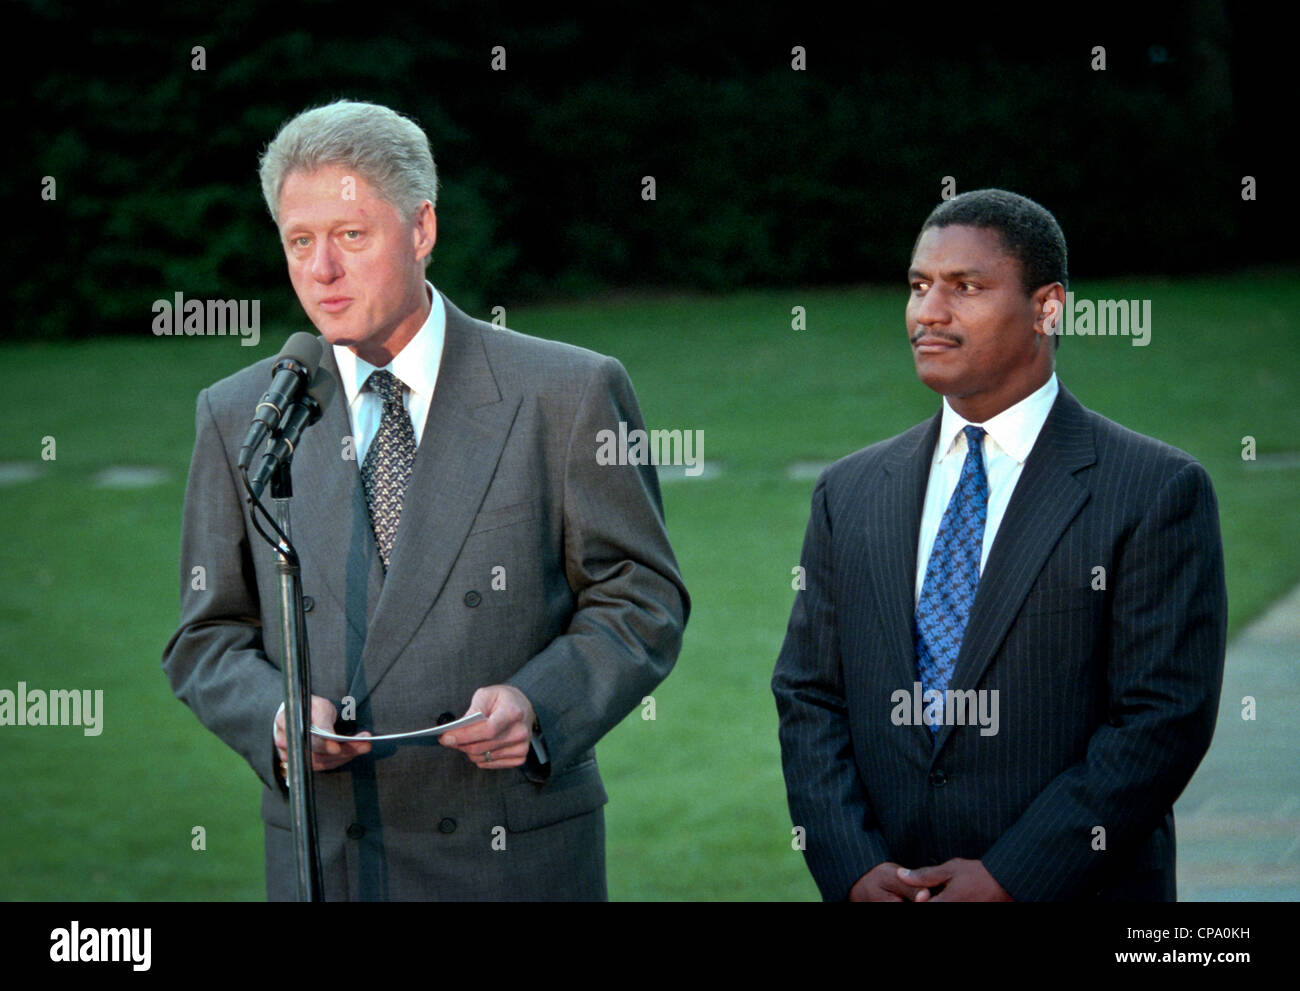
[277,331,324,374]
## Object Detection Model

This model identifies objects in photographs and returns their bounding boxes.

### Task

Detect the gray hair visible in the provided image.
[257,100,438,224]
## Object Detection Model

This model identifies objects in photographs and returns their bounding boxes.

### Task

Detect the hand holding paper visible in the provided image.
[439,685,536,770]
[275,695,371,773]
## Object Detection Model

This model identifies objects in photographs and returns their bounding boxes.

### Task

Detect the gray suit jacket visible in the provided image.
[163,294,689,900]
[772,385,1227,901]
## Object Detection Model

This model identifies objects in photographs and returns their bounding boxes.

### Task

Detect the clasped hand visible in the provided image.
[850,858,1013,902]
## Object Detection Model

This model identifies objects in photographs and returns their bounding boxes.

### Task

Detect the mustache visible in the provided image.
[910,329,962,346]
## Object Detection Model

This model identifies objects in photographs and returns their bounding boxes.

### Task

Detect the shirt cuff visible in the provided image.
[529,729,549,765]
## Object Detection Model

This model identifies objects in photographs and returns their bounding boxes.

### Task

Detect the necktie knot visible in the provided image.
[366,369,405,406]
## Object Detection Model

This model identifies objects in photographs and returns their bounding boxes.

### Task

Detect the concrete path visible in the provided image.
[1176,583,1300,900]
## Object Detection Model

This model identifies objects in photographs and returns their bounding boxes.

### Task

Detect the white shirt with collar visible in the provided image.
[332,281,446,466]
[914,372,1060,604]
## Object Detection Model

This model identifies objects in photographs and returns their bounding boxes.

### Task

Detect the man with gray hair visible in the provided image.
[163,100,689,900]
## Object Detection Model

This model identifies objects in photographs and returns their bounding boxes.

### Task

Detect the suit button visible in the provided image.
[464,590,481,607]
[438,817,457,834]
[346,823,365,839]
[436,712,456,726]
[302,595,314,612]
[929,770,948,787]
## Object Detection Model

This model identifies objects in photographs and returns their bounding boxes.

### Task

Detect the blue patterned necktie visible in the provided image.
[915,425,988,738]
[360,370,416,572]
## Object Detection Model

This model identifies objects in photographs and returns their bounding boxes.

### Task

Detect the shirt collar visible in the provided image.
[332,281,446,406]
[934,372,1060,465]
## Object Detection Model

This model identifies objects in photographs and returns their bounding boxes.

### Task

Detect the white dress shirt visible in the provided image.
[332,282,446,465]
[914,373,1060,604]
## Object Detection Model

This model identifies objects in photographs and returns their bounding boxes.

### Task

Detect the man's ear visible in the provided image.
[413,201,437,261]
[1034,283,1066,337]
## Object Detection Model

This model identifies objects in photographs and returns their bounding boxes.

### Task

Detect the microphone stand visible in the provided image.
[271,457,324,902]
[244,371,331,902]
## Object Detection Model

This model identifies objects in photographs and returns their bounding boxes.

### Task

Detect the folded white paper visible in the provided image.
[310,710,486,742]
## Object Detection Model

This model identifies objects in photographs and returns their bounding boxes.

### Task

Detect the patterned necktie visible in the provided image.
[360,370,416,571]
[915,425,988,737]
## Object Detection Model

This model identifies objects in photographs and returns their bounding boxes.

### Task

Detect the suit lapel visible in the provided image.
[288,342,383,650]
[356,296,521,698]
[866,412,940,693]
[934,386,1096,751]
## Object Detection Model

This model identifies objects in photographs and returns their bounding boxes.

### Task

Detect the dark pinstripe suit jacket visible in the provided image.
[772,384,1227,901]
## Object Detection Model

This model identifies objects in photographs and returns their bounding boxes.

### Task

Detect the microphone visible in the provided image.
[246,367,337,501]
[237,333,323,472]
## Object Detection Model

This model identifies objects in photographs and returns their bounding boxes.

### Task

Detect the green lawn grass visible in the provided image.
[1,273,1296,900]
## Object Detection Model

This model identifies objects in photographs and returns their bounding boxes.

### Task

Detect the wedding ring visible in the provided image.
[484,751,493,762]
